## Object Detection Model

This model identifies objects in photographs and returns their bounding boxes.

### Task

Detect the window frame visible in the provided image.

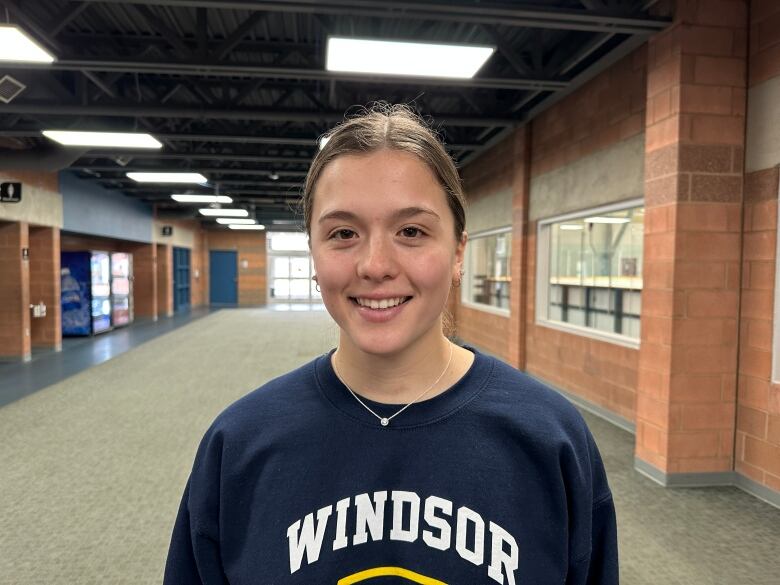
[535,197,644,349]
[461,226,512,318]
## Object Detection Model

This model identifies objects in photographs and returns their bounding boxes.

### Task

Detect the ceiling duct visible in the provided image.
[0,144,89,171]
[0,75,25,104]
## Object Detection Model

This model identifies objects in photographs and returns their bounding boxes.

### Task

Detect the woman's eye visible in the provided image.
[330,229,356,240]
[401,227,424,238]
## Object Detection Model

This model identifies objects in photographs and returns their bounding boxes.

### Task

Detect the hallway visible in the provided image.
[0,309,777,584]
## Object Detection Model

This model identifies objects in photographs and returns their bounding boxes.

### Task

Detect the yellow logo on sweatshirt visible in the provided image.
[338,566,447,584]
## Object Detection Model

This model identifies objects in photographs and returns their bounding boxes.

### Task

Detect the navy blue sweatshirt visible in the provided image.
[164,346,618,584]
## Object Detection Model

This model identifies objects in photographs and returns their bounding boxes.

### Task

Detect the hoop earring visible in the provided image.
[312,274,320,293]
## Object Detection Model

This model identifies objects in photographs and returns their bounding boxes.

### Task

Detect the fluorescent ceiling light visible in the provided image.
[215,218,255,224]
[228,224,266,230]
[584,217,631,224]
[127,172,207,183]
[198,208,248,217]
[172,194,232,204]
[559,224,584,230]
[326,37,494,79]
[43,130,162,148]
[0,25,55,63]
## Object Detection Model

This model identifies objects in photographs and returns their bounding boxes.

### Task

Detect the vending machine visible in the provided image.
[61,251,113,335]
[110,252,134,327]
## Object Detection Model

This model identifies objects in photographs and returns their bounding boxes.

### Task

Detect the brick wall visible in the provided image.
[29,226,61,350]
[0,221,31,360]
[531,48,647,178]
[731,0,780,494]
[207,230,267,306]
[738,167,780,489]
[157,244,173,317]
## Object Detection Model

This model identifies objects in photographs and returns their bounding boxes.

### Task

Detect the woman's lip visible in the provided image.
[350,297,410,323]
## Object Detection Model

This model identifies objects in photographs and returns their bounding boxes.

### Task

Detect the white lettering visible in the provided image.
[353,491,387,545]
[286,505,333,573]
[488,521,519,585]
[390,490,420,543]
[455,506,485,566]
[332,497,350,551]
[422,495,452,551]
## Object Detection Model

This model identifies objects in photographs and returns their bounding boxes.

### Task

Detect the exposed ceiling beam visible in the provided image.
[77,0,670,34]
[0,104,516,127]
[4,60,567,91]
[79,153,312,163]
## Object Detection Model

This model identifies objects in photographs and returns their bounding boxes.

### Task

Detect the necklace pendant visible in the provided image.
[380,417,389,427]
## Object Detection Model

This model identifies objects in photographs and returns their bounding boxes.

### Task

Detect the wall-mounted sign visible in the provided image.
[161,225,173,236]
[0,182,22,203]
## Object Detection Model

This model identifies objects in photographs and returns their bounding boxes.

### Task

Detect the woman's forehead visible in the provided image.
[313,150,449,216]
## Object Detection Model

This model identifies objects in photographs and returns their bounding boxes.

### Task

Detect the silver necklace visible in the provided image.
[332,342,455,427]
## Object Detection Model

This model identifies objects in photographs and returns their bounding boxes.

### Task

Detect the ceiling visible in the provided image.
[0,0,669,228]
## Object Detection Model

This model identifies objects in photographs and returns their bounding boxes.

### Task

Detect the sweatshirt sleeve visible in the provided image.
[163,425,229,585]
[566,426,619,585]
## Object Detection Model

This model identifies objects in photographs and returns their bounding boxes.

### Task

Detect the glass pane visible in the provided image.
[464,231,511,309]
[290,279,309,299]
[273,257,289,278]
[290,257,309,278]
[272,279,289,299]
[545,205,643,339]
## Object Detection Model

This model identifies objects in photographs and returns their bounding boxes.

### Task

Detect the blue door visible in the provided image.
[173,247,191,312]
[210,250,238,305]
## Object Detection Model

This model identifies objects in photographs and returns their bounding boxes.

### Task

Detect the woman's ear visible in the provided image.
[455,231,468,269]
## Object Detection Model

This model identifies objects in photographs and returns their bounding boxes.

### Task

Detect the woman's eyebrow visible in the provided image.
[318,206,440,224]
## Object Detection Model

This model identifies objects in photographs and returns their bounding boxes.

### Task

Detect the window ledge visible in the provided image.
[460,300,510,318]
[535,319,640,349]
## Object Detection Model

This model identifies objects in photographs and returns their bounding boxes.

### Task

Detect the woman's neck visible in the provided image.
[332,333,472,404]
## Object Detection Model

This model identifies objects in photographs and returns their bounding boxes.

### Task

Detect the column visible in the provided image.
[157,243,173,317]
[29,226,61,351]
[637,0,747,478]
[0,221,31,360]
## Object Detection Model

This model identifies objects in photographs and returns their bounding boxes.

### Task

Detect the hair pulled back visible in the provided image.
[300,103,466,242]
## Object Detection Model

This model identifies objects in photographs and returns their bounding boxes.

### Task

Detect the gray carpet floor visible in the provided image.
[0,308,778,584]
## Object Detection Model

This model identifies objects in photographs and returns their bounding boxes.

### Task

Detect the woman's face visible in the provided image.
[310,149,466,357]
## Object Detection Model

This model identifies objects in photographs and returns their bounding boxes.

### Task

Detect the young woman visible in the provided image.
[164,105,618,585]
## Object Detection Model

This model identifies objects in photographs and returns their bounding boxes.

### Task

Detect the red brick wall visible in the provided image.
[157,244,173,317]
[749,0,780,86]
[29,226,61,349]
[730,0,780,495]
[457,134,514,358]
[130,243,157,319]
[531,48,647,177]
[207,230,267,305]
[737,167,780,489]
[0,221,31,359]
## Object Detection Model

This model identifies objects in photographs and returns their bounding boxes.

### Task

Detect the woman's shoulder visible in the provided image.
[476,353,590,437]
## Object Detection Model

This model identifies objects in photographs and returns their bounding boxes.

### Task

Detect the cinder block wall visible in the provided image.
[736,0,780,490]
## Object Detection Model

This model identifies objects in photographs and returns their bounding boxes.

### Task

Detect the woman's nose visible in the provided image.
[356,235,399,281]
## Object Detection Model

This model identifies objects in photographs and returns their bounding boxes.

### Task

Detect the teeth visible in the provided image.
[355,297,407,309]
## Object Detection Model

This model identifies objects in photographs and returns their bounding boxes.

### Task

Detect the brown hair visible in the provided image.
[300,103,466,242]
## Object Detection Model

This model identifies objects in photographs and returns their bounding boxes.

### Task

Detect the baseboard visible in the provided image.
[634,457,780,509]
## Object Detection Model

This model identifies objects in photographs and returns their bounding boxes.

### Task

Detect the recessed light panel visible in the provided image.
[43,130,162,148]
[228,224,266,230]
[0,26,55,63]
[584,217,631,224]
[326,37,494,79]
[128,172,207,183]
[172,194,232,204]
[215,218,255,224]
[198,208,248,217]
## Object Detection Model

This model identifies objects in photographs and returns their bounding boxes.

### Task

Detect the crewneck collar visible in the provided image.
[314,344,493,429]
